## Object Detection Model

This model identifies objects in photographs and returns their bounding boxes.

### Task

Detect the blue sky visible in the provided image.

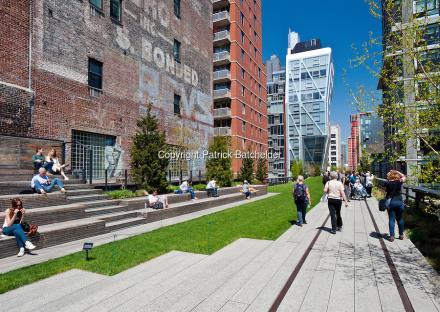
[262,0,382,140]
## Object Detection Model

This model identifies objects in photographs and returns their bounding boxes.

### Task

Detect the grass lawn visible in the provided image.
[0,177,323,293]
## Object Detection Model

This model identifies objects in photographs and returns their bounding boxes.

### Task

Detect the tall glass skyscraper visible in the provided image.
[285,31,334,172]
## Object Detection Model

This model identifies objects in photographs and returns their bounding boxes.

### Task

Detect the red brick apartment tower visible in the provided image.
[212,0,268,176]
[348,114,360,170]
[0,0,213,178]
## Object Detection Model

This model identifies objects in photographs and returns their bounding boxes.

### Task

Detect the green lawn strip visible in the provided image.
[0,177,323,293]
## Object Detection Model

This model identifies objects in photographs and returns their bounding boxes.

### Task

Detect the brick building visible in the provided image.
[0,0,213,179]
[212,0,268,176]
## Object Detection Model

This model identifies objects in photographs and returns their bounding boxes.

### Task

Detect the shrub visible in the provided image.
[105,190,137,199]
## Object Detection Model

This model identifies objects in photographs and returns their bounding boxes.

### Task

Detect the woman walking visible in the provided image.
[324,171,349,234]
[293,176,311,227]
[384,170,406,241]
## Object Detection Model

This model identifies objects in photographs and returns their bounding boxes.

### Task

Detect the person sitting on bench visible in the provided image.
[179,180,197,200]
[242,180,251,199]
[31,167,66,194]
[144,190,168,209]
[206,179,219,197]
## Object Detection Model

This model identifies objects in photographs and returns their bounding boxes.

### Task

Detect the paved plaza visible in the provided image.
[0,198,439,312]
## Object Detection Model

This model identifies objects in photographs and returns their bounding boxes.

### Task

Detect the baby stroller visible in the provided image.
[351,182,368,200]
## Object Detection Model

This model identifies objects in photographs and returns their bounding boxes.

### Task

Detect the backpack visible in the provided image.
[294,184,307,202]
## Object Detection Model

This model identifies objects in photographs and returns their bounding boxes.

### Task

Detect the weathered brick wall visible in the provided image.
[0,84,33,136]
[0,135,63,169]
[1,0,213,170]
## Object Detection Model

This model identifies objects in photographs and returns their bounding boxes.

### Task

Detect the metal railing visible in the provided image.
[213,69,231,80]
[213,51,230,62]
[213,127,231,136]
[268,177,292,185]
[213,107,231,118]
[375,177,440,211]
[213,11,230,22]
[213,89,231,99]
[213,30,230,41]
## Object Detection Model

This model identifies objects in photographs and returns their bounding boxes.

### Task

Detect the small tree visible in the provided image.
[205,136,233,187]
[239,151,254,183]
[313,164,322,176]
[290,159,304,180]
[255,157,267,184]
[130,103,169,193]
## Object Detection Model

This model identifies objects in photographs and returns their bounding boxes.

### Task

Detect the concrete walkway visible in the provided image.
[0,197,439,312]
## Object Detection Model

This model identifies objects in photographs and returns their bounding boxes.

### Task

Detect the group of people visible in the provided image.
[295,169,406,241]
[322,170,374,200]
[33,147,69,180]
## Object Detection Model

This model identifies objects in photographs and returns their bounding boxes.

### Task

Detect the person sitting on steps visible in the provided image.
[46,148,69,180]
[31,167,66,194]
[179,180,197,200]
[144,190,169,209]
[1,198,36,257]
[206,179,219,198]
[32,147,45,172]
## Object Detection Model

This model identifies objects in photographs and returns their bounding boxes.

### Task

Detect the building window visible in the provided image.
[240,12,244,25]
[88,58,103,90]
[241,49,245,61]
[174,0,181,18]
[242,85,245,96]
[174,94,181,115]
[242,121,246,132]
[90,0,103,10]
[241,68,245,79]
[110,0,122,22]
[173,39,181,62]
[241,31,245,43]
[242,103,246,115]
[414,0,439,17]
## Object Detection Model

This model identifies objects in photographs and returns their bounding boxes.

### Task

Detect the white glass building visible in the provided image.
[285,31,334,173]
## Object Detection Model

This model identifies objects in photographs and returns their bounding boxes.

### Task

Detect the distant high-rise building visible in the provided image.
[329,124,341,168]
[266,55,281,82]
[341,141,348,168]
[285,31,334,172]
[266,56,286,178]
[348,112,384,171]
[212,0,267,176]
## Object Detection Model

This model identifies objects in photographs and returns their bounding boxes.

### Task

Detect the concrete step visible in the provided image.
[67,194,108,203]
[0,269,106,312]
[65,188,104,196]
[39,251,207,312]
[85,204,132,216]
[98,210,141,223]
[97,239,269,311]
[105,216,146,232]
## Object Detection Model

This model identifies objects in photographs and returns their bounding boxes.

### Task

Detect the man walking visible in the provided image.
[293,176,311,227]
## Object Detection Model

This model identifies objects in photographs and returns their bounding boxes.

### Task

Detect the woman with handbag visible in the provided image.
[324,171,349,234]
[2,198,36,257]
[384,170,406,242]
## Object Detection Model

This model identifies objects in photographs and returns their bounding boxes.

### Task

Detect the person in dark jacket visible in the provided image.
[384,170,406,241]
[293,175,311,227]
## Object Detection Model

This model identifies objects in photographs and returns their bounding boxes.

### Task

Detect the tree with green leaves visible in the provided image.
[290,159,304,180]
[205,136,233,187]
[348,0,440,183]
[130,103,169,193]
[239,152,254,183]
[255,157,267,184]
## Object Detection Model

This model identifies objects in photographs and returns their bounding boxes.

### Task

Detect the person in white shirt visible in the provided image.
[2,198,36,257]
[206,179,219,197]
[46,148,69,180]
[31,167,66,194]
[179,180,197,200]
[365,172,374,197]
[145,190,168,209]
[324,171,348,234]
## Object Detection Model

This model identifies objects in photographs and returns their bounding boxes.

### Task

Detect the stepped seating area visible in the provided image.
[0,168,267,259]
